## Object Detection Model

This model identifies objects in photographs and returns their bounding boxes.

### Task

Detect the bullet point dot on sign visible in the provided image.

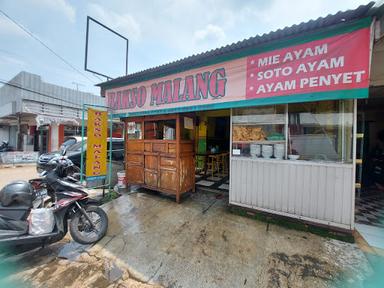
[250,60,255,65]
[250,86,254,91]
[250,73,254,78]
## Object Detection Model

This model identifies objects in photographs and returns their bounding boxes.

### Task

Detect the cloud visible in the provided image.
[87,3,141,41]
[251,0,370,32]
[30,0,76,23]
[194,24,226,44]
[0,16,27,37]
[0,54,27,68]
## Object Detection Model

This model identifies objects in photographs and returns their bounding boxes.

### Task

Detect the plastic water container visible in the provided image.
[29,208,54,235]
[117,171,126,188]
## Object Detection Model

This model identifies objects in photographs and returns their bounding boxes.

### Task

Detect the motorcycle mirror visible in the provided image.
[39,170,47,177]
[62,148,67,156]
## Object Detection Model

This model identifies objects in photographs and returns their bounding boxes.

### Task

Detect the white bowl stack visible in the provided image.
[262,144,273,158]
[250,144,261,158]
[274,144,285,159]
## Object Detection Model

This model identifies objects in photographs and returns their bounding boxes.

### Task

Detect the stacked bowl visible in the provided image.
[274,144,285,159]
[250,143,261,158]
[262,144,273,158]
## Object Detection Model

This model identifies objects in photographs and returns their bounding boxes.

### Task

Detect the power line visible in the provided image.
[0,79,83,108]
[0,9,104,83]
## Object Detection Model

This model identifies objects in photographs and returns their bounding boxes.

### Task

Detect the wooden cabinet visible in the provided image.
[124,114,195,202]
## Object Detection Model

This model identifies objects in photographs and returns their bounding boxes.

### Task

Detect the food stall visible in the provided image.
[97,6,381,231]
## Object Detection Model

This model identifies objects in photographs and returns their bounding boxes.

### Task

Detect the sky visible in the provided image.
[0,0,372,95]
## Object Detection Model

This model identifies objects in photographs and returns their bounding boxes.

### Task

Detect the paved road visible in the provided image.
[0,165,38,188]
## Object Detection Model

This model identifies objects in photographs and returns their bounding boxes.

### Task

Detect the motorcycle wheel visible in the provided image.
[69,206,108,244]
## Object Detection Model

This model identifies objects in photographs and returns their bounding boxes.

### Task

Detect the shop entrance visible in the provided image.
[194,109,230,193]
[355,91,384,249]
[35,125,49,154]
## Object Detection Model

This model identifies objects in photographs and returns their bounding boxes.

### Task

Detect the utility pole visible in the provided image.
[72,82,84,91]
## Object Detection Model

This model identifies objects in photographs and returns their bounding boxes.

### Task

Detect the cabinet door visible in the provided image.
[145,171,158,187]
[159,170,177,193]
[127,165,144,184]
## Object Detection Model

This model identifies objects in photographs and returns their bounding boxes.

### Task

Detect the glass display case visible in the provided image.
[232,105,286,159]
[288,100,353,163]
[127,121,142,140]
[231,100,354,163]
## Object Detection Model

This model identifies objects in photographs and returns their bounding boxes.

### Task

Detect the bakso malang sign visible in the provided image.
[86,108,108,180]
[106,27,370,115]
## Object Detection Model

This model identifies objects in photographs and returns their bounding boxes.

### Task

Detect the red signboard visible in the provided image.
[246,28,370,99]
[106,26,370,115]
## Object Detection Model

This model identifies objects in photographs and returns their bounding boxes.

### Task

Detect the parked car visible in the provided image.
[59,136,83,152]
[37,138,124,173]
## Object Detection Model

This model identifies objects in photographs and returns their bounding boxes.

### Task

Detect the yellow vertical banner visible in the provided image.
[86,108,108,179]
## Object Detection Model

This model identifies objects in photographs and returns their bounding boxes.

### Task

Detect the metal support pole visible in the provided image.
[108,110,113,191]
[80,104,85,183]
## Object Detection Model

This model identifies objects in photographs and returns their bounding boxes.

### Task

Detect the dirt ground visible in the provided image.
[0,164,39,187]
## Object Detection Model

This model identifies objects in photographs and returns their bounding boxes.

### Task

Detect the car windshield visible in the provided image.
[66,140,86,152]
[61,138,76,148]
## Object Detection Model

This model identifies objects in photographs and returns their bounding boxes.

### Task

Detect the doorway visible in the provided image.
[194,109,230,193]
[355,93,384,249]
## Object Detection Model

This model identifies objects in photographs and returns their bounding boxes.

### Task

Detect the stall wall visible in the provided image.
[230,158,354,230]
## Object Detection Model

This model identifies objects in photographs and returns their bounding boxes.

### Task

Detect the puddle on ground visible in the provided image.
[58,241,91,261]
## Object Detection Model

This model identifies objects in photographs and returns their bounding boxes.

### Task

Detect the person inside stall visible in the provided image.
[368,129,384,192]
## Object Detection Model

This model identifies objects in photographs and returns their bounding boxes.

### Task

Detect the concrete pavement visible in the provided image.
[90,191,373,287]
[0,166,382,287]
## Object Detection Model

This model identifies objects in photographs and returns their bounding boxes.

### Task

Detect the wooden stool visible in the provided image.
[207,154,219,177]
[221,152,229,174]
[216,153,225,175]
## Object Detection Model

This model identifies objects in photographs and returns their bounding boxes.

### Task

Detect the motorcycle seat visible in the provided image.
[0,204,30,221]
[0,215,28,239]
[0,229,27,240]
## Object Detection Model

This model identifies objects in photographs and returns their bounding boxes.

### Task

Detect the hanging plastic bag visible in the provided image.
[28,208,55,235]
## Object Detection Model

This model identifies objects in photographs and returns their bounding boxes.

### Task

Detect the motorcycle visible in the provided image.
[0,157,108,249]
[0,141,14,152]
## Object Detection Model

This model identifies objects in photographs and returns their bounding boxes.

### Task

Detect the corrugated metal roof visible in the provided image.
[98,2,378,89]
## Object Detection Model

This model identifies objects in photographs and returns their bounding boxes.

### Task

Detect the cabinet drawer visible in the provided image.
[127,154,144,165]
[160,157,176,168]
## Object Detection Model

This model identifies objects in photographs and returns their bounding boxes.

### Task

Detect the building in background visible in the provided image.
[0,71,104,153]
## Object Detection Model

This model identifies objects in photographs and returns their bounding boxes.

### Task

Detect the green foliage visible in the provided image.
[101,190,120,204]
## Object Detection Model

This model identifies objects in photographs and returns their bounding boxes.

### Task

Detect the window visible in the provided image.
[61,138,76,148]
[288,100,353,163]
[127,121,142,139]
[67,140,86,152]
[144,120,176,140]
[180,116,194,141]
